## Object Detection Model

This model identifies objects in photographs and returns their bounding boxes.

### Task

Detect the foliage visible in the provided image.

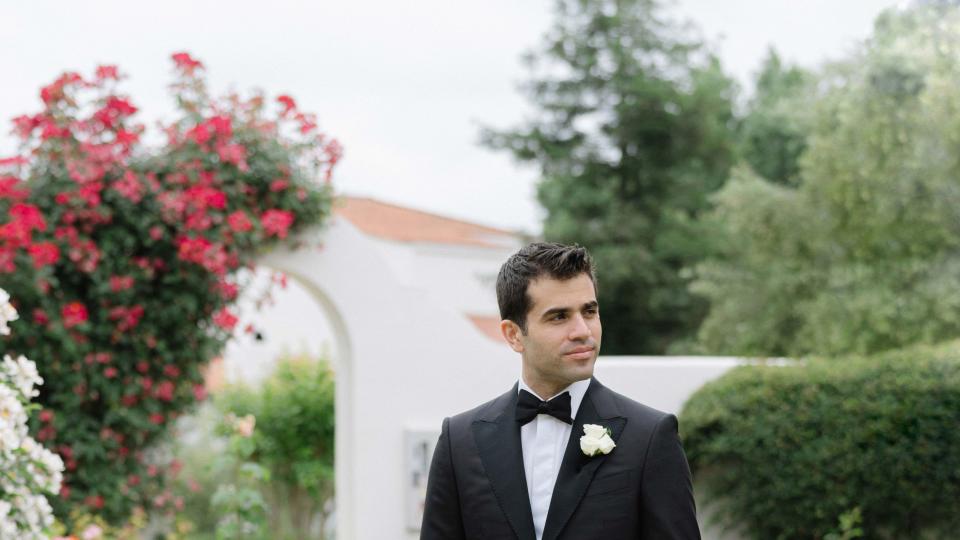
[216,353,335,539]
[736,49,815,187]
[0,288,63,538]
[209,412,271,540]
[0,53,339,524]
[680,341,960,539]
[51,507,148,540]
[481,0,737,354]
[693,6,960,356]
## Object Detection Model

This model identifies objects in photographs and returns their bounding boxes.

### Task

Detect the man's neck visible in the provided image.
[521,372,571,401]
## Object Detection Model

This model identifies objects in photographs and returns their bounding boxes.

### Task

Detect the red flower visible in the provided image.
[171,52,203,74]
[39,410,54,423]
[207,115,233,138]
[10,203,46,232]
[115,128,139,146]
[186,123,211,145]
[110,275,135,292]
[218,280,239,300]
[193,384,207,402]
[104,367,118,379]
[277,95,297,115]
[33,308,49,326]
[95,65,120,81]
[149,413,164,425]
[261,209,294,239]
[136,361,150,373]
[0,176,29,202]
[27,242,60,268]
[112,171,143,203]
[269,179,289,192]
[155,380,175,402]
[163,365,181,378]
[62,302,89,328]
[216,142,247,169]
[212,308,238,331]
[226,211,253,233]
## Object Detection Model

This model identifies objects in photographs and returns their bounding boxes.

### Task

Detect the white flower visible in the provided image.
[580,423,616,457]
[2,355,42,399]
[0,288,17,336]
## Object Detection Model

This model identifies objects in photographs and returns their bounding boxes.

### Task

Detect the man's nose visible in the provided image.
[568,313,591,340]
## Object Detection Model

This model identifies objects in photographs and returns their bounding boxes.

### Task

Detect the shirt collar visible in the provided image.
[518,375,591,421]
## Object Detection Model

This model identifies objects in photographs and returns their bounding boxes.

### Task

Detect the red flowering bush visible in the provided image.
[0,53,339,524]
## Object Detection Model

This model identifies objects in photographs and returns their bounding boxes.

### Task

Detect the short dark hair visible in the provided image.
[496,242,597,333]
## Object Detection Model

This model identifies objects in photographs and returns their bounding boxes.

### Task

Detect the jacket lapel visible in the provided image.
[471,383,536,540]
[541,377,627,540]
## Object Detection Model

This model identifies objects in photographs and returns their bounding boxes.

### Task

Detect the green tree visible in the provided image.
[737,49,815,186]
[217,353,335,539]
[693,6,960,357]
[482,0,737,354]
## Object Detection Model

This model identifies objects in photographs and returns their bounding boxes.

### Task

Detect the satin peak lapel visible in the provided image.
[541,378,627,540]
[471,384,536,540]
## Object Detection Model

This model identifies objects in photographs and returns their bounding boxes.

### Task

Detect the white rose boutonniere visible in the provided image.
[580,423,616,457]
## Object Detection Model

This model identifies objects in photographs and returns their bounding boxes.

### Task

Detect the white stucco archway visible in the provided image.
[259,216,520,539]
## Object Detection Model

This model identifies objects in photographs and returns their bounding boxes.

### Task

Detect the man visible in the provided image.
[421,242,700,540]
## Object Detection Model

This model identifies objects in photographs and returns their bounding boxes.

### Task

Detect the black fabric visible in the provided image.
[515,389,573,425]
[420,377,701,540]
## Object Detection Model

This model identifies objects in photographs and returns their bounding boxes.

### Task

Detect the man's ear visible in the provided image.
[500,319,525,353]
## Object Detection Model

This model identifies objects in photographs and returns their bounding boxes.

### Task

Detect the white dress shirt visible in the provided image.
[518,376,591,540]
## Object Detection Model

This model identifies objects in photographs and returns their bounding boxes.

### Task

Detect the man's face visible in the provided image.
[510,273,601,390]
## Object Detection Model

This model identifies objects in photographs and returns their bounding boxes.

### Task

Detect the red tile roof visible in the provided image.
[334,196,519,247]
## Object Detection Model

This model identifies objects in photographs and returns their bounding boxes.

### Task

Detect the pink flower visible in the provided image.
[277,95,297,115]
[112,171,143,203]
[109,275,134,292]
[104,367,118,379]
[155,380,175,402]
[95,65,119,81]
[27,242,60,268]
[62,302,88,328]
[261,209,294,239]
[227,211,253,233]
[213,308,238,331]
[171,52,203,74]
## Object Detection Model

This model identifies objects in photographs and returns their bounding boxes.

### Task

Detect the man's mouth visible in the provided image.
[564,346,595,359]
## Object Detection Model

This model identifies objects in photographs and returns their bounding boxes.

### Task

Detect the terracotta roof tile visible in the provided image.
[467,314,508,344]
[334,196,519,247]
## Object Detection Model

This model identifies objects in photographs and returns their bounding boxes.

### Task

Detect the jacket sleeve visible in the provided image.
[420,416,466,540]
[638,414,701,539]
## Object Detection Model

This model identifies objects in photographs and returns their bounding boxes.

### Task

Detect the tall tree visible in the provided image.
[737,49,815,186]
[693,6,960,357]
[482,0,736,354]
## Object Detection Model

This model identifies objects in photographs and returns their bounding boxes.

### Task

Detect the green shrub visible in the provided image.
[216,353,335,539]
[680,341,960,539]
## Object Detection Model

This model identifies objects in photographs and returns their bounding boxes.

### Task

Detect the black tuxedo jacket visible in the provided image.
[420,377,700,539]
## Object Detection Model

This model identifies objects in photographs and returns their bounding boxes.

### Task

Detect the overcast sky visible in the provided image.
[2,0,900,235]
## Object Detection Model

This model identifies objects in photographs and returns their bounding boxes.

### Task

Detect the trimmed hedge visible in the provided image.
[680,342,960,539]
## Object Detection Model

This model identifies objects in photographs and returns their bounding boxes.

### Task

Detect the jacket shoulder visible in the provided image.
[446,389,512,431]
[601,384,674,427]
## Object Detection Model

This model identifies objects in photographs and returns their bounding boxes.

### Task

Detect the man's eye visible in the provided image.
[553,313,566,320]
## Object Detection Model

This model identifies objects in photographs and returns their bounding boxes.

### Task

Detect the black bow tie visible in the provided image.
[516,389,573,425]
